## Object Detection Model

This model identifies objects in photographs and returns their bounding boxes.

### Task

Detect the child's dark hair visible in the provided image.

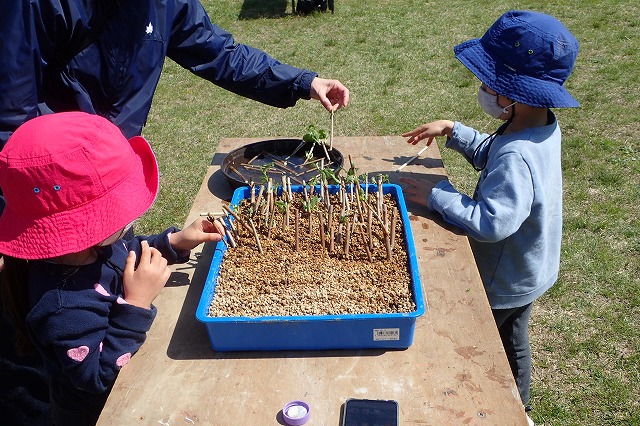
[0,255,35,355]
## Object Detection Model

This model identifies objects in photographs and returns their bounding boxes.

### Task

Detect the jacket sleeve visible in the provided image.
[0,0,82,149]
[27,271,157,394]
[165,0,317,108]
[128,227,191,264]
[428,151,534,242]
[0,2,39,148]
[445,122,493,169]
[25,227,185,394]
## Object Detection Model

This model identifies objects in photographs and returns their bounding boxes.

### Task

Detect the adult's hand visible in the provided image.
[310,77,350,112]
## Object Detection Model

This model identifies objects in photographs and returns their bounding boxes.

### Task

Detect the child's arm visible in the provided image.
[402,120,492,169]
[26,246,168,394]
[402,120,454,145]
[167,217,225,252]
[127,218,224,266]
[445,122,493,168]
[429,152,534,242]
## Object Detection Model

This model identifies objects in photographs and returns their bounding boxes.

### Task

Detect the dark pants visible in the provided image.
[493,303,533,406]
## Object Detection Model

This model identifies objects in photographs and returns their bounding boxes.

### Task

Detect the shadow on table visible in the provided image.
[206,152,235,201]
[165,148,463,360]
[165,236,394,360]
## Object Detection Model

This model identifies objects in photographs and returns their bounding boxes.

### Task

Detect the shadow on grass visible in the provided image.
[239,0,292,20]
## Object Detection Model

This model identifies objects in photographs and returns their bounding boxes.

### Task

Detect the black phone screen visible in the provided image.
[341,398,399,426]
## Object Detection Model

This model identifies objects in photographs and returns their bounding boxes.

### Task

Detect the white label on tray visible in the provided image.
[373,328,400,341]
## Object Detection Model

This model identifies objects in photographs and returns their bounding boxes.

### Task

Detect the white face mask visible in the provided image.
[477,86,515,119]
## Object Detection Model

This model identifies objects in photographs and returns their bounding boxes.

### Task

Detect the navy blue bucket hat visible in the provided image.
[454,10,580,108]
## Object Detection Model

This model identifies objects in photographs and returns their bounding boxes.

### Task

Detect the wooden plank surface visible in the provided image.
[98,136,528,425]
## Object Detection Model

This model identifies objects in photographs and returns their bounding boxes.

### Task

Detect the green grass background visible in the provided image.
[138,1,640,424]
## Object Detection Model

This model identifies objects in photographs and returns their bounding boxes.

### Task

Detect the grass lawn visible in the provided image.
[139,1,640,424]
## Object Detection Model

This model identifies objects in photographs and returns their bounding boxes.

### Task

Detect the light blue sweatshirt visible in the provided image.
[428,112,562,309]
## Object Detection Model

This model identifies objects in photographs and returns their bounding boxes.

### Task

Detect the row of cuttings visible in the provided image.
[206,174,406,261]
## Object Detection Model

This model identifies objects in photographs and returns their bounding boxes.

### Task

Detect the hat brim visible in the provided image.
[0,136,159,259]
[454,38,580,108]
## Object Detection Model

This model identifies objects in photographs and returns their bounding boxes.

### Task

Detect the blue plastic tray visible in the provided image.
[196,184,425,351]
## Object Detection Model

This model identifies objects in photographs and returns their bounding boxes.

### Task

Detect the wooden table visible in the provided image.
[98,137,528,425]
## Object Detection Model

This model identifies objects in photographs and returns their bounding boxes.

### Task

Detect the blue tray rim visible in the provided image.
[196,183,425,324]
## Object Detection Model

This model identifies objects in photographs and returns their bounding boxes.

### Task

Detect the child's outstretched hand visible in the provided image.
[168,217,225,252]
[123,241,171,309]
[402,120,455,145]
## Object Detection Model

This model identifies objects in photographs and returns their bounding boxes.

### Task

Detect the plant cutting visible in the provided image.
[204,160,417,320]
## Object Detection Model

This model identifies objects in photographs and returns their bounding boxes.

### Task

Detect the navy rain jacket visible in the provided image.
[0,0,317,148]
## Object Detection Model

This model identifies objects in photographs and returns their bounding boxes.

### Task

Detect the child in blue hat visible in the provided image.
[399,10,579,424]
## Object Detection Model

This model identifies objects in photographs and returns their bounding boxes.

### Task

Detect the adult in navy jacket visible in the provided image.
[0,0,349,148]
[0,1,348,424]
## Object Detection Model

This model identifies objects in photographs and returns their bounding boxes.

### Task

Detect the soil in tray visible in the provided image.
[208,189,417,318]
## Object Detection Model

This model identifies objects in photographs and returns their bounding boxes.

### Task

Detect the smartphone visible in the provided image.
[341,398,399,426]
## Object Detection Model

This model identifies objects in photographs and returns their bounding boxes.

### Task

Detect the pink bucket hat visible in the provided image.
[0,112,159,259]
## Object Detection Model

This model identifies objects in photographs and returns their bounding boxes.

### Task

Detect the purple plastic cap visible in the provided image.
[282,400,310,426]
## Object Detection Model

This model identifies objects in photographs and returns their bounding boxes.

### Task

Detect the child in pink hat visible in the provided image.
[0,112,225,425]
